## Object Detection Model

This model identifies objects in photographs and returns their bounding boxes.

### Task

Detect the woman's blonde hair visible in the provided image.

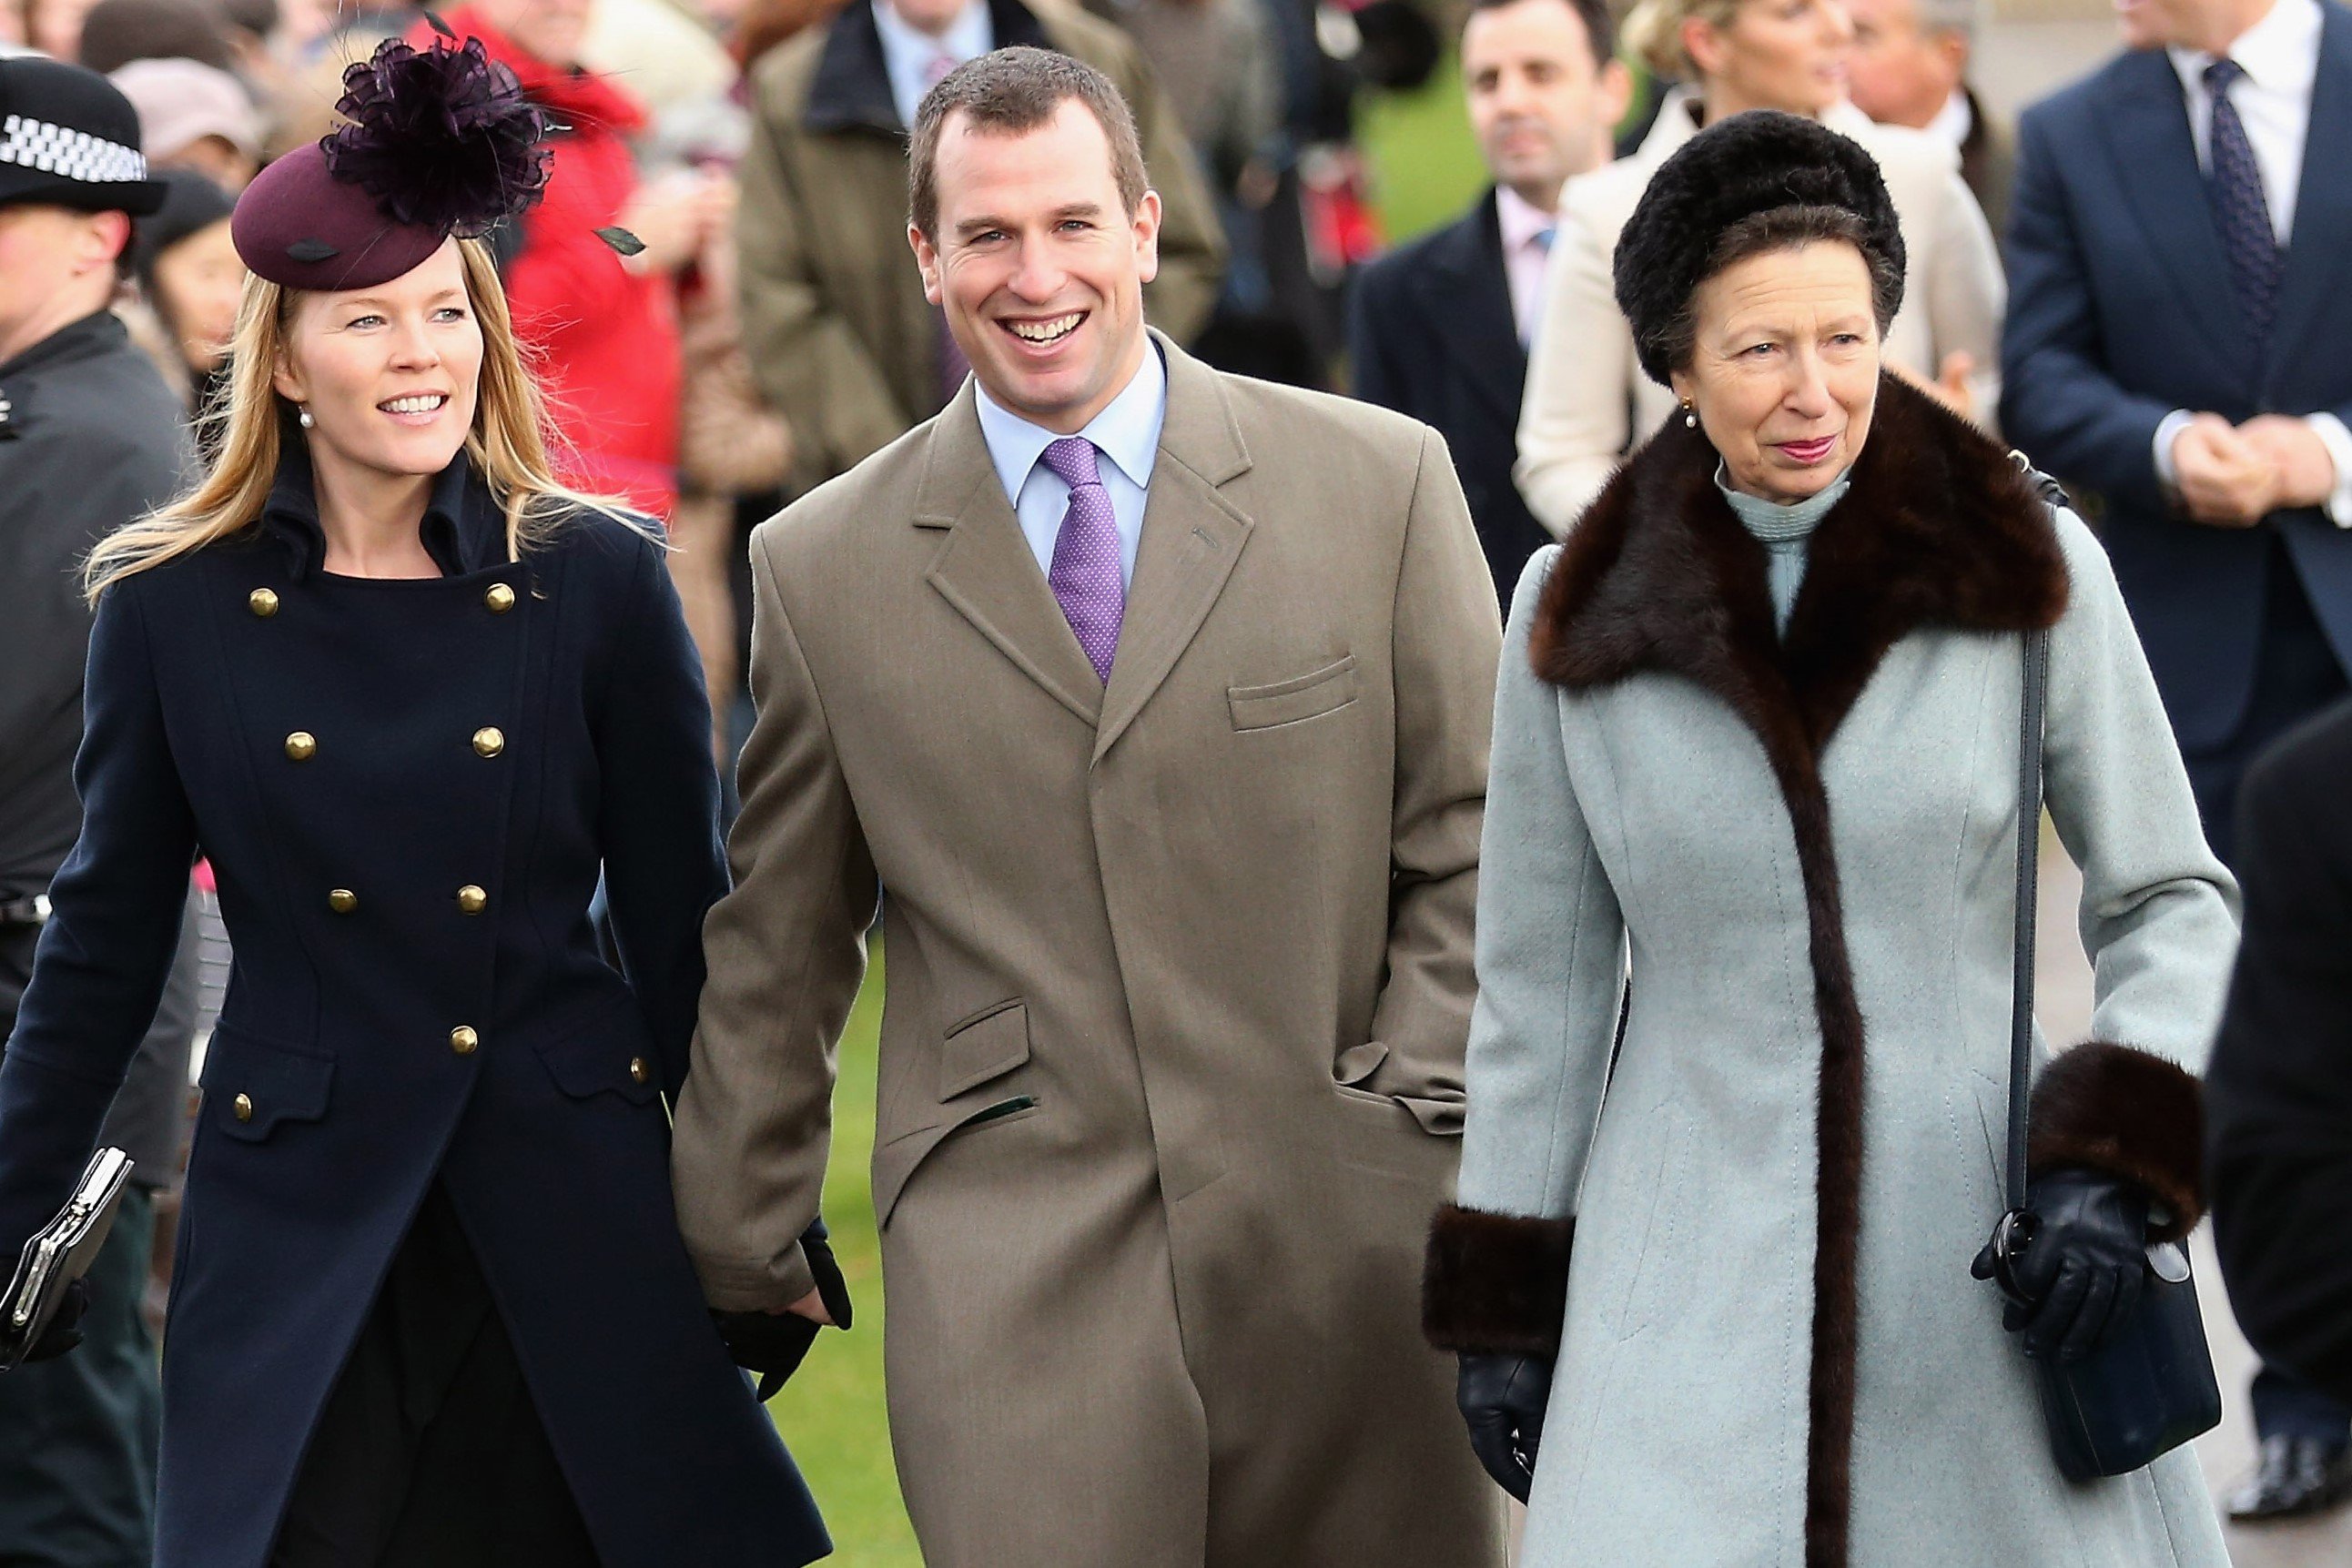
[84,237,636,602]
[1620,0,1743,83]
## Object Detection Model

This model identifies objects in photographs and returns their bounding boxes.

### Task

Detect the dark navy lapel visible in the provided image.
[805,0,1049,135]
[1409,191,1526,423]
[2267,1,2352,376]
[803,1,901,135]
[2098,47,2257,383]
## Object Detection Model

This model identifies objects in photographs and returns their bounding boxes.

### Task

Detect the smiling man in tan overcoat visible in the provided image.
[672,45,1506,1568]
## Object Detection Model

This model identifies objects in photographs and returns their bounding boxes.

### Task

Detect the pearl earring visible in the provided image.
[298,406,315,429]
[1680,400,1698,430]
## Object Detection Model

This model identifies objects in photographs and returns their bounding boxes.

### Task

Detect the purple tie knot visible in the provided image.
[1043,436,1103,491]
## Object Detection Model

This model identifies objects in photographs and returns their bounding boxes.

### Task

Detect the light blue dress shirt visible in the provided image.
[870,0,994,129]
[973,342,1167,591]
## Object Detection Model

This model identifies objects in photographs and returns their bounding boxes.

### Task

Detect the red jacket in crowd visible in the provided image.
[421,8,683,520]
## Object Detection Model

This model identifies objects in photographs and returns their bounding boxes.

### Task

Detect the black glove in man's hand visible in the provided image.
[18,1278,89,1365]
[712,1226,854,1401]
[1456,1351,1551,1502]
[1971,1168,2150,1363]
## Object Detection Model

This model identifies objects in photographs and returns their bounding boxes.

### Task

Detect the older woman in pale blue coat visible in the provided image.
[1423,113,2237,1566]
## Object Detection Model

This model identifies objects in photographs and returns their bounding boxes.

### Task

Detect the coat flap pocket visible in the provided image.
[534,1028,663,1106]
[1333,1040,1388,1086]
[1228,654,1357,731]
[938,1000,1030,1101]
[202,1027,333,1142]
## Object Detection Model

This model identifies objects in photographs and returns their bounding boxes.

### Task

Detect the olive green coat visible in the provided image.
[736,0,1227,493]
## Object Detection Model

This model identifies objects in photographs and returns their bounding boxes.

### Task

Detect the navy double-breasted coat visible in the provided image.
[0,450,828,1567]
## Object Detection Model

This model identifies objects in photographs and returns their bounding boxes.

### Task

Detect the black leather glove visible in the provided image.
[15,1278,90,1367]
[1972,1168,2149,1363]
[712,1225,854,1401]
[1456,1351,1552,1502]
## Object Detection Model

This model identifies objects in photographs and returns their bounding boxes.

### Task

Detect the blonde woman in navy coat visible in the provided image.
[0,35,833,1568]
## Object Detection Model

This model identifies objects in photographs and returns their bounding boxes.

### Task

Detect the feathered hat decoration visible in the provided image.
[230,20,554,291]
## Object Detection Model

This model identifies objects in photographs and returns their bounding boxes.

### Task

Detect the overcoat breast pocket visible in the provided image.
[1228,653,1358,732]
[200,1026,334,1143]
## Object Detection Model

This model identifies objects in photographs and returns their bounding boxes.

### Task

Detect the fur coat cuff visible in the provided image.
[2027,1041,2205,1241]
[1422,1204,1576,1357]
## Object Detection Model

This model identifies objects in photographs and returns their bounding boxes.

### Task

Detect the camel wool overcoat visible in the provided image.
[673,335,1508,1565]
[1426,379,2240,1566]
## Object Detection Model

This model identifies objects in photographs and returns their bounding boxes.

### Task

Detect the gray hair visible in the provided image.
[1913,0,1981,43]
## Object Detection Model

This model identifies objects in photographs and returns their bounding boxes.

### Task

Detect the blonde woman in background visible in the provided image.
[1512,0,2004,532]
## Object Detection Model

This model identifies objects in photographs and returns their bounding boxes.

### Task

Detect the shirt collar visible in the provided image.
[871,0,992,76]
[1492,185,1557,253]
[973,338,1167,506]
[1925,87,1973,149]
[2168,0,2321,97]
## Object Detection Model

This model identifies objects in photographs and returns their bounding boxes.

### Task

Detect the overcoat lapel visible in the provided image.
[2098,50,2257,385]
[915,386,1106,726]
[1412,194,1526,424]
[1528,375,2067,1568]
[2267,3,2352,376]
[1093,338,1253,762]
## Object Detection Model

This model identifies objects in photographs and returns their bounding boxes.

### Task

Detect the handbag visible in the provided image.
[1979,485,2224,1480]
[0,1147,133,1373]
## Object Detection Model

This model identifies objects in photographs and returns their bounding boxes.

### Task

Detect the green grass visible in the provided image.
[762,947,922,1564]
[1357,53,1491,247]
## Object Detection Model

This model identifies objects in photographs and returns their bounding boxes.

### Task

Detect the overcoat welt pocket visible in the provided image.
[938,999,1030,1101]
[201,1027,333,1142]
[1229,654,1357,732]
[534,1027,664,1106]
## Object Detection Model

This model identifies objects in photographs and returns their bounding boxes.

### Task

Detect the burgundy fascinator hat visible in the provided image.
[230,22,553,291]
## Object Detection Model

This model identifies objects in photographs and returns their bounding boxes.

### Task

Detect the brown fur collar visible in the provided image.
[1423,1205,1576,1357]
[1529,373,2068,740]
[2029,1041,2205,1242]
[1521,375,2068,1568]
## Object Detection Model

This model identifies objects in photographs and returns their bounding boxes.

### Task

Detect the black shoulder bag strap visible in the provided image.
[2006,625,2050,1211]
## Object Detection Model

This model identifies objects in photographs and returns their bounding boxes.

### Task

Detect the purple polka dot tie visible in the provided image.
[1042,437,1123,683]
[2204,59,2284,343]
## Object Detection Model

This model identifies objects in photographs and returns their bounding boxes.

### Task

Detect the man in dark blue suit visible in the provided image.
[2003,0,2352,1521]
[1348,0,1629,604]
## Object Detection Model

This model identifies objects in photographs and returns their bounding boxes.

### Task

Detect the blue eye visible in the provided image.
[348,313,385,329]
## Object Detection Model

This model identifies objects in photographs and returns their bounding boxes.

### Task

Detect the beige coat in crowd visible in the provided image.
[735,0,1226,494]
[1515,92,2007,533]
[672,335,1506,1566]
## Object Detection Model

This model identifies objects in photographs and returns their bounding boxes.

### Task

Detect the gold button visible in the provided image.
[232,1092,254,1122]
[471,726,504,758]
[450,1026,480,1056]
[328,888,358,915]
[456,885,488,915]
[628,1057,650,1084]
[484,582,516,614]
[248,588,279,618]
[284,731,317,761]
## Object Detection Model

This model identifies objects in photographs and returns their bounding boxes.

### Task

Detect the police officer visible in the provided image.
[0,55,201,1568]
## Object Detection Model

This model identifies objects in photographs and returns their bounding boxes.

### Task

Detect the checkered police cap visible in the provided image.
[0,56,166,215]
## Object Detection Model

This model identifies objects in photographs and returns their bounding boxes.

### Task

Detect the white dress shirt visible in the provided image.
[2150,0,2352,525]
[974,341,1168,590]
[1492,185,1557,347]
[871,0,994,130]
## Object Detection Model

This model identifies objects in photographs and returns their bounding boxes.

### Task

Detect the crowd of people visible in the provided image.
[0,0,2348,1559]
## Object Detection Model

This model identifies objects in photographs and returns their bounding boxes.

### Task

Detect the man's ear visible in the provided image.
[909,223,946,306]
[1597,59,1636,135]
[1131,188,1162,287]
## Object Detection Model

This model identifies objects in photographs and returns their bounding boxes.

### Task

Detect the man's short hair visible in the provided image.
[908,46,1149,241]
[1464,0,1617,73]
